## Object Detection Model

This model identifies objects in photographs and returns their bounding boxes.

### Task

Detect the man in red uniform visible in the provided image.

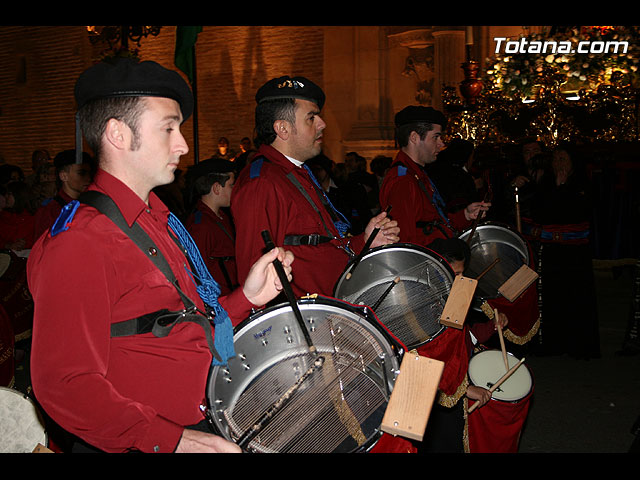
[27,58,293,453]
[33,149,93,239]
[185,158,238,296]
[231,76,399,299]
[379,106,489,247]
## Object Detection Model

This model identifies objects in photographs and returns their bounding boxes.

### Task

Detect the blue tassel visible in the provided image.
[167,213,235,366]
[302,164,351,237]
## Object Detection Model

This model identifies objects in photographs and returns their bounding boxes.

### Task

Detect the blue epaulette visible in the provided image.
[250,157,264,178]
[50,200,80,237]
[397,165,408,176]
[194,209,203,225]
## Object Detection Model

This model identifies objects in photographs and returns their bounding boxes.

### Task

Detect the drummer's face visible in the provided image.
[451,259,465,276]
[415,124,444,165]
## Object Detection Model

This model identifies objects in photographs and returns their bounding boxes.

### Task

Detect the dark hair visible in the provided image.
[370,155,392,177]
[437,138,474,168]
[428,237,471,270]
[6,181,35,214]
[77,96,146,158]
[185,158,236,205]
[254,98,297,148]
[395,122,437,148]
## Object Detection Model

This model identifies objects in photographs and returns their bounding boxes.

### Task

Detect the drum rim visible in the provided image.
[333,243,455,350]
[459,221,530,262]
[336,242,456,287]
[0,386,48,452]
[206,295,403,453]
[467,349,534,403]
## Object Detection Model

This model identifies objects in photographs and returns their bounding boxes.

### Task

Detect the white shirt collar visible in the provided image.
[285,154,304,167]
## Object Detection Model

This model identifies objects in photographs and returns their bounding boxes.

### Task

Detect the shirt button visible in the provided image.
[154,445,160,452]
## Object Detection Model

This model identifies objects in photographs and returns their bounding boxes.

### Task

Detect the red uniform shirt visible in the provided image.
[379,151,470,247]
[27,169,253,453]
[185,200,238,296]
[231,144,367,298]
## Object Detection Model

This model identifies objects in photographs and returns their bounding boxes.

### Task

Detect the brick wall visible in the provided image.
[0,25,324,173]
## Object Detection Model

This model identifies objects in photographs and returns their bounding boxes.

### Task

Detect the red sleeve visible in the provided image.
[28,231,184,453]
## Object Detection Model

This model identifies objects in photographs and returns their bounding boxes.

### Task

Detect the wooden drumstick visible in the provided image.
[261,230,316,355]
[466,191,491,246]
[346,205,392,280]
[475,258,500,281]
[468,357,526,413]
[495,308,509,372]
[371,276,400,311]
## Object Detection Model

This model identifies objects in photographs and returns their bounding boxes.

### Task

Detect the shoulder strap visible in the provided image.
[78,190,196,311]
[77,191,222,363]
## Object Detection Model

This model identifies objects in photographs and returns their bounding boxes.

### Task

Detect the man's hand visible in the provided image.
[365,210,400,248]
[466,385,492,410]
[464,201,491,221]
[175,429,242,453]
[242,246,294,307]
[494,311,509,331]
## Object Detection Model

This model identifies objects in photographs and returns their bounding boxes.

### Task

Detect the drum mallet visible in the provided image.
[494,307,509,372]
[346,205,392,280]
[468,357,526,413]
[261,230,316,356]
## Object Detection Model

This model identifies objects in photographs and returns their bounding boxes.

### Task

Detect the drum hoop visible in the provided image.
[459,222,530,262]
[334,243,454,350]
[206,295,402,453]
[338,242,455,282]
[468,350,533,403]
[0,387,48,453]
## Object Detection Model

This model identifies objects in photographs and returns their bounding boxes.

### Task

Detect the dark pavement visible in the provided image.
[518,259,640,453]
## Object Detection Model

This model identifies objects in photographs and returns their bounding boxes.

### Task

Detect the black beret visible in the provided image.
[53,149,92,170]
[428,237,470,265]
[256,76,325,109]
[74,57,194,122]
[395,106,447,129]
[188,157,236,179]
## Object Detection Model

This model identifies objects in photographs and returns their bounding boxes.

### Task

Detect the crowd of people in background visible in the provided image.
[0,58,601,455]
[1,131,599,365]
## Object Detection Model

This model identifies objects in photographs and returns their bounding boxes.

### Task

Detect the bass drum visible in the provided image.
[207,296,403,453]
[459,223,530,309]
[334,243,455,350]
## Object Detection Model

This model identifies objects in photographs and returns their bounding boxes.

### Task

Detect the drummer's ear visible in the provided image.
[273,120,290,141]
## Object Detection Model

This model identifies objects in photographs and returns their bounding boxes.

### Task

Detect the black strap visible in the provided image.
[54,195,67,207]
[416,220,453,239]
[285,171,336,239]
[283,233,334,246]
[78,191,221,363]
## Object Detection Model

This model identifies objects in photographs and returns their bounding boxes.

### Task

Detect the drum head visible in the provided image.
[334,244,454,349]
[459,224,529,304]
[468,350,532,403]
[0,387,47,453]
[207,297,401,453]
